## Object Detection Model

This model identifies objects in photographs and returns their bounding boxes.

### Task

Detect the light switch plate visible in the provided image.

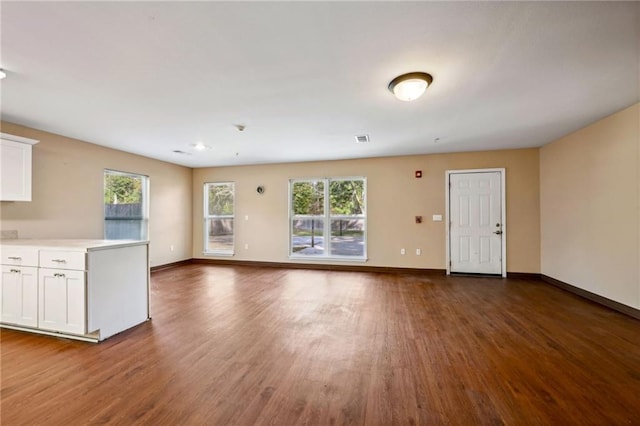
[432,214,443,222]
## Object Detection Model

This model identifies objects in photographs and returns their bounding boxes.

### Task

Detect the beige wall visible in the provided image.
[193,148,540,273]
[540,103,640,309]
[5,103,637,307]
[0,122,193,267]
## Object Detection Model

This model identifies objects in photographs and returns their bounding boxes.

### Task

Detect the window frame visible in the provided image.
[203,181,236,256]
[103,169,149,241]
[289,176,367,261]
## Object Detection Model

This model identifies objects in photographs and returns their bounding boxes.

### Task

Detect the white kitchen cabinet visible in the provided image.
[38,268,86,334]
[0,133,39,201]
[0,239,149,342]
[0,265,38,327]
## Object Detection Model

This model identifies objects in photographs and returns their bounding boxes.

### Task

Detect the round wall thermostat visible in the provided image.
[256,186,265,194]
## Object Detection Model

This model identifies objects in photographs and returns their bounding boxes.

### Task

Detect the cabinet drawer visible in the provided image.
[39,250,86,271]
[1,248,39,267]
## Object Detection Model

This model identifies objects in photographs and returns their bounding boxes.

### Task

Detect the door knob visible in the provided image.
[493,230,503,235]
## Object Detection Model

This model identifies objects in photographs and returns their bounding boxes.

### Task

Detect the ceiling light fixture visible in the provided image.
[0,69,6,79]
[388,72,433,102]
[191,142,211,151]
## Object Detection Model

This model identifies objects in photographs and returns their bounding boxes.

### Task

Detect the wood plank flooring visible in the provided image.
[1,264,639,425]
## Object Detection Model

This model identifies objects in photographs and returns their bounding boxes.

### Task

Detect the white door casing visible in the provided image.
[446,169,506,276]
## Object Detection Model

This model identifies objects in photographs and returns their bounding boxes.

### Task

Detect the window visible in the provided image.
[104,170,149,240]
[290,177,366,259]
[204,182,235,255]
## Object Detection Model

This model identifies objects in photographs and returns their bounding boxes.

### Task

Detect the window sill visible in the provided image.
[288,255,368,263]
[203,251,234,257]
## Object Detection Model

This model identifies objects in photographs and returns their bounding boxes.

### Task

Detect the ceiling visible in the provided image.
[1,1,638,168]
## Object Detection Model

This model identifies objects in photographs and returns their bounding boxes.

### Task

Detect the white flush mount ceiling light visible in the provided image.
[0,69,7,79]
[388,72,433,102]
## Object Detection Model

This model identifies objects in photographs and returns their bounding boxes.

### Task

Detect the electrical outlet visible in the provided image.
[244,243,249,250]
[400,248,406,255]
[416,248,422,255]
[170,245,174,252]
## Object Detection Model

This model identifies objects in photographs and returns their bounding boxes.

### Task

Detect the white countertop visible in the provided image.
[0,239,149,251]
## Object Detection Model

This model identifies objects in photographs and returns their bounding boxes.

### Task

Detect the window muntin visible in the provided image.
[290,177,366,259]
[204,182,235,254]
[104,170,149,240]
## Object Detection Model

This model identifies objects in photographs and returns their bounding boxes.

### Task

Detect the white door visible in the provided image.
[449,171,504,275]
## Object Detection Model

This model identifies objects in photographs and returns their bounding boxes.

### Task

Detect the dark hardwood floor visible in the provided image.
[1,264,639,425]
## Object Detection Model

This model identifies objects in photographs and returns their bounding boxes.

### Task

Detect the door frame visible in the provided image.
[445,168,507,277]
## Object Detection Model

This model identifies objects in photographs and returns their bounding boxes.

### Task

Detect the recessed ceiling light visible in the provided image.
[191,142,211,151]
[0,69,6,79]
[388,72,433,102]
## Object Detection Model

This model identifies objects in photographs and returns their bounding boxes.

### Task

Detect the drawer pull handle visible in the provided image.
[54,273,66,278]
[51,259,67,263]
[8,256,21,260]
[10,269,20,273]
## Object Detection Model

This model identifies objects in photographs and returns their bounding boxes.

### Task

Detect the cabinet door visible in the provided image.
[1,266,38,327]
[38,268,86,334]
[0,139,33,201]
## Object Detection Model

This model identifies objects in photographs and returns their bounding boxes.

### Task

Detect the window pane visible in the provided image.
[105,173,143,208]
[289,177,366,259]
[330,219,365,256]
[104,170,147,240]
[292,181,324,215]
[105,219,148,240]
[330,180,364,215]
[291,218,324,255]
[208,184,234,216]
[207,218,234,252]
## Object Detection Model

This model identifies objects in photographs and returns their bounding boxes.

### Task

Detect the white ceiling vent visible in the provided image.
[355,134,370,143]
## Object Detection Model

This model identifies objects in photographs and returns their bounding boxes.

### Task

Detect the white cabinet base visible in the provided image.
[0,240,149,342]
[0,323,102,342]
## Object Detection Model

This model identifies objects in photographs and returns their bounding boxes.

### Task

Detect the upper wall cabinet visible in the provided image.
[0,133,39,201]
